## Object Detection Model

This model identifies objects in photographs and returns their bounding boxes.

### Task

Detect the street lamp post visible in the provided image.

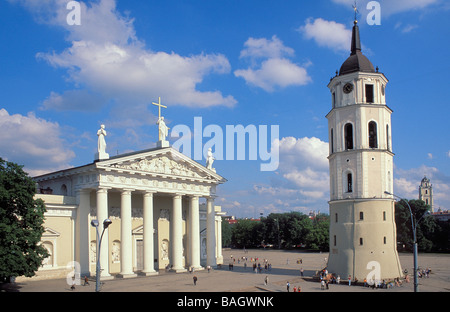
[90,218,112,292]
[384,191,419,292]
[274,218,281,249]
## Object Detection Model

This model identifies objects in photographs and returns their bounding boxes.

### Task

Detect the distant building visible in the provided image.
[308,210,320,219]
[419,176,434,212]
[431,209,450,222]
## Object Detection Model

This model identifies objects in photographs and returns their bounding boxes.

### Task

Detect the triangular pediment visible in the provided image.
[42,227,60,238]
[96,147,226,183]
[132,225,143,235]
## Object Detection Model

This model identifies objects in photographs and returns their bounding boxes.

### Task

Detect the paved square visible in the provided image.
[4,249,450,292]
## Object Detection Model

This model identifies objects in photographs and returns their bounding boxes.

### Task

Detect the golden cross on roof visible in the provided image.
[352,1,359,22]
[152,96,167,120]
[152,97,168,141]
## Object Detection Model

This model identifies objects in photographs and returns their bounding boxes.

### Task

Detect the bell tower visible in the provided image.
[326,18,403,282]
[419,176,434,212]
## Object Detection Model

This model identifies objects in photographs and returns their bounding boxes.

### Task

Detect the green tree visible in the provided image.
[262,214,283,248]
[230,211,330,251]
[263,212,315,249]
[431,220,450,252]
[0,158,49,282]
[231,219,255,248]
[304,215,329,251]
[395,199,436,252]
[221,217,232,247]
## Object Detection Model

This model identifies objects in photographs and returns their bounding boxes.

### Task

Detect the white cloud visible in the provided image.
[276,136,329,170]
[379,0,439,15]
[235,36,311,92]
[234,58,311,92]
[0,109,75,176]
[298,18,351,52]
[283,168,329,191]
[276,136,329,192]
[394,22,419,33]
[393,177,418,199]
[239,35,295,60]
[253,185,299,197]
[250,136,330,214]
[38,42,235,108]
[40,90,106,112]
[16,0,236,111]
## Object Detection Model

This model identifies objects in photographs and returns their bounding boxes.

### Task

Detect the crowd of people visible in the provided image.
[206,250,434,292]
[316,265,432,290]
[227,255,273,273]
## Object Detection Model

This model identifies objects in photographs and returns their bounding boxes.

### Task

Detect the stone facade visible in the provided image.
[25,146,226,281]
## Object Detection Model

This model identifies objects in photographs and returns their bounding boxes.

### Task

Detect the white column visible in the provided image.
[216,215,223,264]
[171,194,185,272]
[96,187,111,277]
[76,189,90,276]
[189,196,201,270]
[206,196,216,267]
[119,189,136,278]
[142,191,157,275]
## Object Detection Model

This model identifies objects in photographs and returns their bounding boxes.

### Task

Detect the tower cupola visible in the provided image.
[339,20,375,76]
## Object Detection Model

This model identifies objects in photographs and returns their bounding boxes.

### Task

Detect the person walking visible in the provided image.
[286,281,290,292]
[193,275,198,286]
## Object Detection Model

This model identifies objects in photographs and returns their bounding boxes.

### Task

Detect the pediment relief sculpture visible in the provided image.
[108,156,207,179]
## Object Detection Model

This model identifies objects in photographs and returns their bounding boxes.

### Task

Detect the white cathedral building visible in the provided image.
[326,18,403,281]
[24,111,226,281]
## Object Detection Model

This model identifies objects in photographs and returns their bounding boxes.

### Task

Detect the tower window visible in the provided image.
[344,123,354,150]
[359,211,364,220]
[365,84,374,103]
[383,211,386,221]
[334,235,337,246]
[384,236,387,244]
[330,128,334,153]
[347,173,353,193]
[368,121,378,148]
[386,124,390,151]
[360,237,364,246]
[335,213,338,223]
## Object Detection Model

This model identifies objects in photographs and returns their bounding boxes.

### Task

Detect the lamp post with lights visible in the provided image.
[384,191,419,292]
[90,218,112,292]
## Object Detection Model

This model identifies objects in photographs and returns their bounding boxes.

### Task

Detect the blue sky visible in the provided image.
[1,0,449,218]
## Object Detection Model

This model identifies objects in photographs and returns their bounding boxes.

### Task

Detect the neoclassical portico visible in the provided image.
[35,146,226,279]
